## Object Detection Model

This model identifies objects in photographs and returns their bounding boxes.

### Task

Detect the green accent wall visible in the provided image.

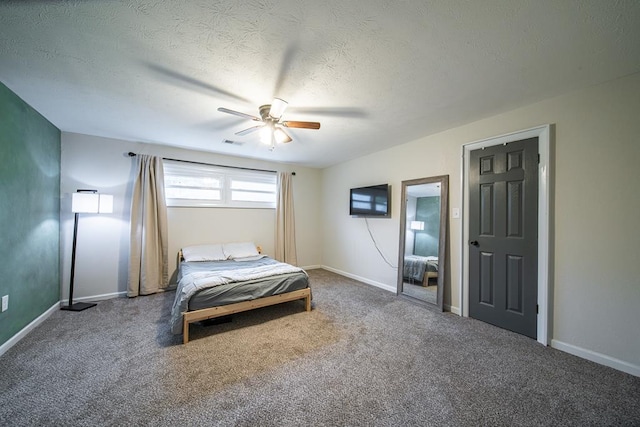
[0,82,60,347]
[414,196,440,257]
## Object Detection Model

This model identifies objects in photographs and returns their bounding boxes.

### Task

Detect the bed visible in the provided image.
[169,242,311,344]
[403,255,438,286]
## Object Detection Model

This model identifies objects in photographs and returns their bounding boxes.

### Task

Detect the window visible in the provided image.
[163,160,277,208]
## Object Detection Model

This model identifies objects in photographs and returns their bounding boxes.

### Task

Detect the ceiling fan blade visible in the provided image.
[145,63,251,103]
[218,107,261,121]
[287,107,368,118]
[235,124,265,136]
[281,120,321,130]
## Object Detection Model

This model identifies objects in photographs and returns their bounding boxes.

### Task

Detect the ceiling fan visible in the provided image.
[217,98,320,150]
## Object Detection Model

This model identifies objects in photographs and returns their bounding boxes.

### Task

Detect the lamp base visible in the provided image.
[61,302,97,311]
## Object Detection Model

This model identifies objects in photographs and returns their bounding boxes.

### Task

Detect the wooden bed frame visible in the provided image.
[423,271,438,287]
[182,288,311,344]
[177,249,312,344]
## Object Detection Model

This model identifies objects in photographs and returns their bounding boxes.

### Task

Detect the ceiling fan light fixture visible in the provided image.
[259,126,273,145]
[269,98,288,119]
[273,127,291,144]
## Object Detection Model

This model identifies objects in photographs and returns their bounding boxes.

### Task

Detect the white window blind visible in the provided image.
[163,160,277,208]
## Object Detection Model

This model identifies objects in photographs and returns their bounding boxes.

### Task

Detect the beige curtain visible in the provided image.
[275,172,298,265]
[128,155,169,297]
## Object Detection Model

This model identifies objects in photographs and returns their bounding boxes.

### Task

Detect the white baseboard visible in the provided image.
[321,266,396,293]
[0,302,59,357]
[551,339,640,377]
[445,304,461,316]
[60,290,127,305]
[301,264,322,270]
[319,267,463,314]
[3,291,128,357]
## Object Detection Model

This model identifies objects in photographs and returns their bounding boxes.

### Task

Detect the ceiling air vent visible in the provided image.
[222,139,243,145]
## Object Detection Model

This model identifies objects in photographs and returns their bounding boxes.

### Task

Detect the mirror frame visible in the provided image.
[397,175,449,310]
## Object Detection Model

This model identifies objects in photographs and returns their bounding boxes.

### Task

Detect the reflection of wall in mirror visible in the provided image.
[414,196,440,257]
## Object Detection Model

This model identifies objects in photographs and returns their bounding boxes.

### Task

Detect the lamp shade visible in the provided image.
[72,193,99,213]
[410,221,425,231]
[72,192,113,214]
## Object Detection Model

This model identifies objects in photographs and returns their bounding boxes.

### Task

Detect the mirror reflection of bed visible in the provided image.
[403,255,438,304]
[397,175,448,309]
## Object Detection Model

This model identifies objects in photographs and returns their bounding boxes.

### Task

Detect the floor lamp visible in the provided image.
[61,189,113,311]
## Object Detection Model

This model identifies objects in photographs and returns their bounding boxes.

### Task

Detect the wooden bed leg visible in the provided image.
[183,318,189,344]
[305,293,311,312]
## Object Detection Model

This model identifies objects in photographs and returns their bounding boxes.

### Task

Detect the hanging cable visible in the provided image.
[364,217,397,269]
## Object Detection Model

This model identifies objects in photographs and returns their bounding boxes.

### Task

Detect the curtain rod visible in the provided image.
[127,152,295,175]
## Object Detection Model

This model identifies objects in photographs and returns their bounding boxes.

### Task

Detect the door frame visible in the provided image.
[460,125,551,345]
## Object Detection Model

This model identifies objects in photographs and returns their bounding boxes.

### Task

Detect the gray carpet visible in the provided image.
[1,269,639,426]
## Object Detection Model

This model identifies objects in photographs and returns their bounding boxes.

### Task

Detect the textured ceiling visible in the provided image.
[1,1,639,168]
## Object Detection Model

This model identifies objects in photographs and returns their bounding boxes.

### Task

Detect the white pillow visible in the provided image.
[223,242,259,259]
[233,255,265,262]
[182,244,227,262]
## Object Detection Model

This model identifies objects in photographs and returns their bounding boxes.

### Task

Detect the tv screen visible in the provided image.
[349,184,390,217]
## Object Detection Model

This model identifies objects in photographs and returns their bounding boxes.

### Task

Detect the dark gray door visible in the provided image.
[469,138,538,338]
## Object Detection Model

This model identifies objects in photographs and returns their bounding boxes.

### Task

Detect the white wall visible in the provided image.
[321,72,640,374]
[60,133,322,300]
[321,138,451,293]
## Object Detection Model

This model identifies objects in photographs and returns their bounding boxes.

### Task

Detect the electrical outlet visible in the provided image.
[1,295,8,312]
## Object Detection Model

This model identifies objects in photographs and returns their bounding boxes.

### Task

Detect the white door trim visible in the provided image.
[460,125,551,345]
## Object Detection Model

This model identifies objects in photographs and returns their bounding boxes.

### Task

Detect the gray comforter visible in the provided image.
[403,255,438,282]
[170,257,307,334]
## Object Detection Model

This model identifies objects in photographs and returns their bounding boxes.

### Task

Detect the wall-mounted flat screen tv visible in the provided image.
[349,184,391,217]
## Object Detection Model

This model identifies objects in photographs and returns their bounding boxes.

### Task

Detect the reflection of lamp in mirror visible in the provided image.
[62,189,113,311]
[410,221,424,231]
